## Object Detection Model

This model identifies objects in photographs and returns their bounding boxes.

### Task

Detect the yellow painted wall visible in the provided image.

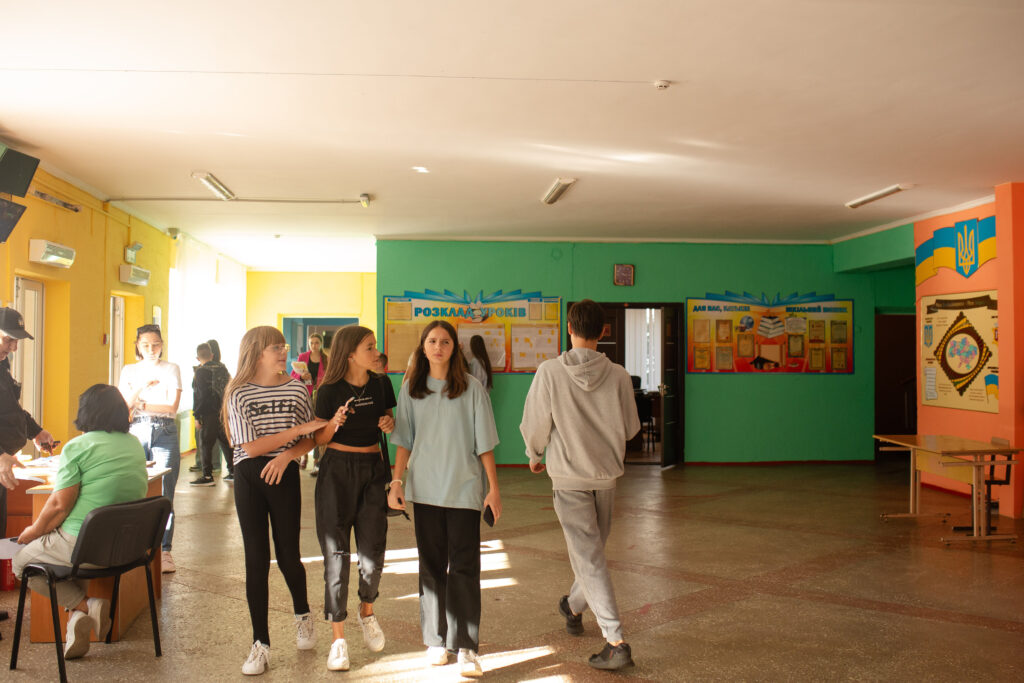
[1,169,171,446]
[246,271,377,335]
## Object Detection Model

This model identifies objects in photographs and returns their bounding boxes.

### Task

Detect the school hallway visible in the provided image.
[3,462,1024,682]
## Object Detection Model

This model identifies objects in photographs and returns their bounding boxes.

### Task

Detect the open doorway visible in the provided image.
[571,302,685,468]
[875,314,917,459]
[13,277,44,450]
[283,316,359,365]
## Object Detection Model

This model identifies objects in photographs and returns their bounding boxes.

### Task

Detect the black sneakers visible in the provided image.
[588,642,635,671]
[558,595,584,636]
[190,475,215,486]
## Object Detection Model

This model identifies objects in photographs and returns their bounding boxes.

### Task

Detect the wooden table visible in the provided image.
[23,467,168,642]
[873,434,1019,543]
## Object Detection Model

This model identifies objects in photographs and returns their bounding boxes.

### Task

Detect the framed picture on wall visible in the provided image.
[830,320,847,344]
[613,264,635,286]
[715,346,733,371]
[831,347,847,371]
[715,319,732,343]
[808,319,826,343]
[737,333,755,358]
[693,318,710,343]
[693,346,711,370]
[788,334,804,357]
[808,346,825,371]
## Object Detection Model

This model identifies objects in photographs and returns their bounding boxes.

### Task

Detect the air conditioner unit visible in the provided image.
[119,264,151,286]
[28,239,76,268]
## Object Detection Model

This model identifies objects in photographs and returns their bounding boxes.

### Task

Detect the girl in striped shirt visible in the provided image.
[223,326,326,675]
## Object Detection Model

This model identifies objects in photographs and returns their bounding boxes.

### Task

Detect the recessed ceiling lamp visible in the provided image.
[845,184,910,209]
[412,166,430,173]
[541,177,577,205]
[190,171,236,201]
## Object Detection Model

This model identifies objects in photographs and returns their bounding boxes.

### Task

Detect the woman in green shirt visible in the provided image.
[389,320,501,678]
[14,384,148,660]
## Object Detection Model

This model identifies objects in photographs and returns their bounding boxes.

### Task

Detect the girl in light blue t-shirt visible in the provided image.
[389,320,500,678]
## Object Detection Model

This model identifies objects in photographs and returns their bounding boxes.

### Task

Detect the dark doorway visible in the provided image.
[874,314,916,459]
[569,301,685,467]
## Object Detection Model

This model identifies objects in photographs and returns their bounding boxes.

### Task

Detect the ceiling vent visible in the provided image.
[119,264,151,286]
[29,239,76,268]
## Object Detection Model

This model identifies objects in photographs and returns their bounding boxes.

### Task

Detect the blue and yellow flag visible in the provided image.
[916,215,995,285]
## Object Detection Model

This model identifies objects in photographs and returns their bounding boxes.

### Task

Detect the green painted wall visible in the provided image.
[378,240,904,464]
[833,223,914,273]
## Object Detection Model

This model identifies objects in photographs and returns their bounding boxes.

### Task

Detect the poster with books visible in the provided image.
[686,292,854,374]
[920,290,998,413]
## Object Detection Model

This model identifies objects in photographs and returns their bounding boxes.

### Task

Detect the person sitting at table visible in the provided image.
[12,383,149,660]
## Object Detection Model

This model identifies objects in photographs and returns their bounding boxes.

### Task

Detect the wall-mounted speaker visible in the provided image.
[0,196,27,243]
[0,145,40,197]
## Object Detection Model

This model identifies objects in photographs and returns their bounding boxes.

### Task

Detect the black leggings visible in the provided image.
[234,456,309,645]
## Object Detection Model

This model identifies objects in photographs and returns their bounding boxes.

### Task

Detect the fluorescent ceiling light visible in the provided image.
[845,184,909,209]
[190,171,236,201]
[411,166,430,173]
[541,177,577,205]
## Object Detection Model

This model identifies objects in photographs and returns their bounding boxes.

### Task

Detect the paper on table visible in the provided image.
[13,469,46,483]
[0,536,25,560]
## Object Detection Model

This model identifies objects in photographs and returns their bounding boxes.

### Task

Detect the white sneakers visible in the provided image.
[63,609,94,660]
[357,613,386,652]
[459,648,483,677]
[242,641,270,675]
[87,597,112,642]
[427,646,450,666]
[295,612,316,650]
[241,613,314,675]
[327,638,350,671]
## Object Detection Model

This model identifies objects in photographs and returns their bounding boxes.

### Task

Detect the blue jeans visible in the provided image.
[130,417,181,551]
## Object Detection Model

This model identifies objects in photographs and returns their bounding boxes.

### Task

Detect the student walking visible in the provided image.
[389,320,500,678]
[191,341,234,485]
[311,326,396,671]
[223,326,326,675]
[519,299,641,671]
[466,335,493,392]
[118,323,182,573]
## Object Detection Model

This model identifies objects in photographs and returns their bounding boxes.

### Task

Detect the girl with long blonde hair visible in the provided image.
[222,326,326,676]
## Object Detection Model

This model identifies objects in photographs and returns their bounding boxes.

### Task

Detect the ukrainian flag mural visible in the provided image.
[915,215,996,285]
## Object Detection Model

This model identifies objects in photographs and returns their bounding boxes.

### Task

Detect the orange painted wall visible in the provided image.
[915,189,1023,517]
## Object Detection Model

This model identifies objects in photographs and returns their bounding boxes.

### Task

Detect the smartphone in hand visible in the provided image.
[482,505,495,527]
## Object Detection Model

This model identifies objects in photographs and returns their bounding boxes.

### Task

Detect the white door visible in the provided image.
[13,277,44,453]
[109,295,125,386]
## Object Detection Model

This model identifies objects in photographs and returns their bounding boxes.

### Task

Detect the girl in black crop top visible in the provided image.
[311,326,396,668]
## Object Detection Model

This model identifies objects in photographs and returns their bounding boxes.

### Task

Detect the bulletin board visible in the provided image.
[920,290,998,413]
[384,290,562,373]
[686,292,854,374]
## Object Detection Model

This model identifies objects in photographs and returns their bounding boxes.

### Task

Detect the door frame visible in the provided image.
[569,301,686,467]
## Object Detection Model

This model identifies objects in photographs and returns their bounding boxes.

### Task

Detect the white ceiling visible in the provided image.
[2,0,1023,271]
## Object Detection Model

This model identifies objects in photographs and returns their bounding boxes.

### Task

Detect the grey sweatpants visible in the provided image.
[552,488,622,643]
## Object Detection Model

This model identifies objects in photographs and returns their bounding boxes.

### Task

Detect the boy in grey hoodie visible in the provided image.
[520,299,640,671]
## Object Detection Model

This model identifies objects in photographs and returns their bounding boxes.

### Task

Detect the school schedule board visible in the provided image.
[920,291,998,413]
[384,291,561,373]
[686,293,854,374]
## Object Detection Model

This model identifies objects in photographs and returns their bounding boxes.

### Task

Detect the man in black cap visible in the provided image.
[1,307,55,539]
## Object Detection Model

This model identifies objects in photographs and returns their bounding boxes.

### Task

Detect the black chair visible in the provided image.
[634,392,656,451]
[10,495,172,683]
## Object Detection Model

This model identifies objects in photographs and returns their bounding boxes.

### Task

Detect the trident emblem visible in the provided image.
[956,221,977,277]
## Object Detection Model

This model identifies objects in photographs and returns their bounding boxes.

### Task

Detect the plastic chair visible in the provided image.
[9,495,172,683]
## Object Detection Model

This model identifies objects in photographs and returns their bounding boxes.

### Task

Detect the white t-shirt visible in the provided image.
[118,360,182,416]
